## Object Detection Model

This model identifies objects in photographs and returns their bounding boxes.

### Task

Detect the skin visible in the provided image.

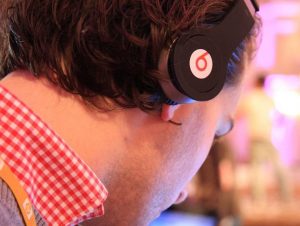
[0,52,243,226]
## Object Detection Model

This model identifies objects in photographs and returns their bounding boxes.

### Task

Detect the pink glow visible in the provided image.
[265,75,300,166]
[254,1,300,70]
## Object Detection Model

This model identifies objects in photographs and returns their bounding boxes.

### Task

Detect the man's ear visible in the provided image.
[161,104,180,121]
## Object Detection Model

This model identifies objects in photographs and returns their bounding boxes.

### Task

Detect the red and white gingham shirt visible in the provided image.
[0,85,108,225]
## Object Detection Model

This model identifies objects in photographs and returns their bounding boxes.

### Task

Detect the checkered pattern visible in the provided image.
[0,85,108,226]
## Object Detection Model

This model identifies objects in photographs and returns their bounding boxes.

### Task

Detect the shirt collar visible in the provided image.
[0,85,108,225]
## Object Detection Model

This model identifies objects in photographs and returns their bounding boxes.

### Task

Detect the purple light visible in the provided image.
[265,74,300,166]
[254,1,300,70]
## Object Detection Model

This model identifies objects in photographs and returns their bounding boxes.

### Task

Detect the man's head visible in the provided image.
[0,0,259,111]
[0,0,260,225]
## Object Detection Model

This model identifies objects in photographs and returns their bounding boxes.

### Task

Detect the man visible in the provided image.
[0,0,260,225]
[238,75,290,202]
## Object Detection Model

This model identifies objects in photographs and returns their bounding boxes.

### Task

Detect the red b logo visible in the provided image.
[189,49,213,79]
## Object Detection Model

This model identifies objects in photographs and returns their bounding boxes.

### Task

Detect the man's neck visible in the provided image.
[0,70,134,179]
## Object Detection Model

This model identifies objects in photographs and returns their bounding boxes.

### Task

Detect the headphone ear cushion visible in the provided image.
[160,0,258,105]
[166,33,227,103]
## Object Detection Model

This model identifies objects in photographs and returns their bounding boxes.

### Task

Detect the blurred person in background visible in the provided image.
[0,0,260,225]
[238,74,290,202]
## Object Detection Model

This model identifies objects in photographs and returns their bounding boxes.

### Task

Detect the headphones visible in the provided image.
[160,0,259,105]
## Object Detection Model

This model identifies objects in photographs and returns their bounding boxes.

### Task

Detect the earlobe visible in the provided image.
[161,104,180,121]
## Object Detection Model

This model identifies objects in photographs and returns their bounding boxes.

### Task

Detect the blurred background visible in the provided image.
[152,0,300,225]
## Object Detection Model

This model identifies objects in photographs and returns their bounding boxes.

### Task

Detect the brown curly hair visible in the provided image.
[0,0,260,111]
